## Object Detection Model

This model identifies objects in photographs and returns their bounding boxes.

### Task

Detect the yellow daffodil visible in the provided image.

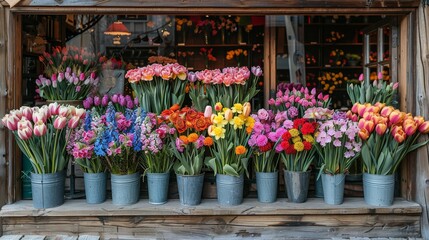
[212,113,228,127]
[211,126,226,140]
[231,103,243,114]
[231,116,245,129]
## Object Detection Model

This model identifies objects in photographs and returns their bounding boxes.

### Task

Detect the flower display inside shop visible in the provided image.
[36,67,99,101]
[314,111,361,175]
[205,102,254,177]
[225,49,248,67]
[100,56,128,70]
[318,71,348,94]
[148,56,178,65]
[347,72,398,105]
[139,112,176,174]
[175,17,193,31]
[268,86,330,118]
[125,63,187,114]
[161,104,213,175]
[328,49,346,67]
[199,47,217,68]
[91,104,144,175]
[82,94,138,114]
[348,102,429,175]
[1,103,86,174]
[277,118,318,172]
[325,31,345,43]
[189,66,262,111]
[248,108,279,173]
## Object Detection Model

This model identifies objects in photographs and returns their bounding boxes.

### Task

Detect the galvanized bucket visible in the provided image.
[111,172,141,206]
[147,172,170,205]
[84,172,107,204]
[216,174,244,206]
[321,173,345,205]
[284,170,311,203]
[176,173,205,206]
[314,174,324,198]
[256,171,278,203]
[363,173,395,206]
[31,171,65,209]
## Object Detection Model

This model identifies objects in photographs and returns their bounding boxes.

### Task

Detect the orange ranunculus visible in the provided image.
[375,123,387,135]
[194,117,209,131]
[160,109,174,120]
[380,106,394,118]
[175,118,188,133]
[359,128,370,141]
[235,145,247,155]
[179,135,189,145]
[170,104,180,112]
[203,136,213,146]
[246,126,253,134]
[185,109,198,122]
[418,121,429,134]
[188,133,199,142]
[186,120,193,128]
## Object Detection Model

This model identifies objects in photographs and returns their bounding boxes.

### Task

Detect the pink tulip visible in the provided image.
[403,120,417,136]
[68,116,80,129]
[17,126,32,140]
[377,72,383,80]
[375,123,387,135]
[380,106,394,118]
[54,116,67,129]
[364,121,375,134]
[393,129,406,143]
[32,111,47,123]
[74,108,86,119]
[48,102,60,116]
[414,116,425,126]
[418,121,429,134]
[2,114,20,131]
[204,106,212,118]
[358,73,364,82]
[393,82,399,90]
[59,106,70,117]
[20,106,33,120]
[33,121,47,136]
[389,110,404,125]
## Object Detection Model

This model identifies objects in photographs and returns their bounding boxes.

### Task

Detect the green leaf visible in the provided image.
[205,157,217,175]
[241,157,250,178]
[223,164,239,176]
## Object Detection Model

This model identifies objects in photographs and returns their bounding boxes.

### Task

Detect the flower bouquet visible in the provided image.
[189,66,262,111]
[205,102,254,205]
[37,46,102,101]
[2,103,86,208]
[161,104,213,176]
[125,63,188,114]
[349,102,429,206]
[315,111,361,205]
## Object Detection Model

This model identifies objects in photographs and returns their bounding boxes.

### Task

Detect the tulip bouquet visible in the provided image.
[277,118,318,172]
[189,66,262,110]
[1,103,86,174]
[349,102,429,175]
[37,46,103,101]
[139,112,176,174]
[205,102,254,177]
[268,87,330,118]
[347,72,399,105]
[161,104,213,175]
[36,67,100,101]
[248,108,280,173]
[88,104,144,175]
[125,63,188,114]
[315,111,362,175]
[82,94,138,114]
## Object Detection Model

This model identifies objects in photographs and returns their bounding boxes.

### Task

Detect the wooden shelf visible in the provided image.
[305,42,364,46]
[176,44,252,47]
[306,66,362,70]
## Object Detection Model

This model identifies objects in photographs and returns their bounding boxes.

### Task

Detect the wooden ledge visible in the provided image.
[0,198,421,217]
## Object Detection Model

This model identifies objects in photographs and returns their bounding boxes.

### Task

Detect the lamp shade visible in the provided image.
[104,21,131,36]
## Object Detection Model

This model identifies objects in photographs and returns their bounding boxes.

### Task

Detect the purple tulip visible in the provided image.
[251,66,263,77]
[101,95,109,106]
[111,94,119,103]
[119,95,126,106]
[94,96,101,106]
[188,71,196,83]
[126,100,134,109]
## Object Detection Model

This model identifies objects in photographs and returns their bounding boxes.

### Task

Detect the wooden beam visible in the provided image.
[414,2,429,239]
[0,0,8,209]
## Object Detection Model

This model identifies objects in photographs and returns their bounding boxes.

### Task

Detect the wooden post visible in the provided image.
[0,3,8,208]
[414,2,429,239]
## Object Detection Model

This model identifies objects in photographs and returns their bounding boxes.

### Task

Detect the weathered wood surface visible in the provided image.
[414,2,429,240]
[0,0,8,210]
[0,198,421,217]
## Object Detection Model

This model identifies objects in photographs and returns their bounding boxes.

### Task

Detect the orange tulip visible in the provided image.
[375,123,387,135]
[403,119,417,136]
[364,121,375,133]
[224,109,233,121]
[373,102,385,112]
[214,102,223,112]
[414,116,425,126]
[359,129,370,141]
[380,106,394,118]
[393,131,406,143]
[351,103,359,114]
[389,110,404,125]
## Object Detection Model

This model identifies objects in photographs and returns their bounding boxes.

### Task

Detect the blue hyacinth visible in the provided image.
[83,110,92,132]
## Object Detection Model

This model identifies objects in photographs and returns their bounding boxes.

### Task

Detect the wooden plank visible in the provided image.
[20,236,45,240]
[0,235,23,240]
[0,0,8,210]
[45,236,77,240]
[0,214,421,238]
[414,3,429,240]
[0,198,421,217]
[15,0,420,8]
[77,236,99,240]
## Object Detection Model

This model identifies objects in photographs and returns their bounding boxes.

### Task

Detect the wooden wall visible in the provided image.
[0,4,8,209]
[414,2,429,239]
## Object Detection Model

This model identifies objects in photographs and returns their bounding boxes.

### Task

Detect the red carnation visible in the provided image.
[285,144,296,154]
[303,141,312,151]
[280,140,290,150]
[301,122,315,135]
[259,142,273,152]
[282,131,292,141]
[293,118,307,129]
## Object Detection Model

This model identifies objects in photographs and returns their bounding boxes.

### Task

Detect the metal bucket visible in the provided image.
[363,173,395,206]
[177,173,205,206]
[111,172,141,206]
[84,172,107,204]
[216,174,244,206]
[31,171,65,209]
[321,173,345,205]
[284,170,311,203]
[147,172,170,205]
[256,171,278,203]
